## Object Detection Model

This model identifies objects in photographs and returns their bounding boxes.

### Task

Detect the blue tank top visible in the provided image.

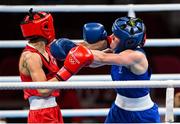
[110,48,151,98]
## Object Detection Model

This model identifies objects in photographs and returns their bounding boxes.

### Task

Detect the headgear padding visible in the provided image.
[112,16,146,52]
[20,8,55,44]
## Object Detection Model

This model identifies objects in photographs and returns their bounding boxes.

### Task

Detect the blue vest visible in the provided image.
[110,48,151,98]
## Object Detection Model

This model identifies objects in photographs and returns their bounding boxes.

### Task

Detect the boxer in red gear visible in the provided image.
[19,8,63,123]
[19,9,93,123]
[19,43,63,123]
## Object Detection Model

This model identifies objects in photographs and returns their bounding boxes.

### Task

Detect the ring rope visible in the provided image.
[0,4,180,12]
[0,80,180,90]
[0,107,179,118]
[0,74,180,82]
[0,39,180,48]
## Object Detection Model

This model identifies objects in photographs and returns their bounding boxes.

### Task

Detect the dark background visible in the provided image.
[0,0,180,123]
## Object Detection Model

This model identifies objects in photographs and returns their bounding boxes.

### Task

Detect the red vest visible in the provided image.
[20,44,60,99]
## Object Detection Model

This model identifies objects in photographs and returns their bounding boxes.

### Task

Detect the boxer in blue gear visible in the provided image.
[83,17,160,123]
[50,38,76,61]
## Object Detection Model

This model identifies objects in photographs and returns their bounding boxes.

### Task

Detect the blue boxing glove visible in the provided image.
[83,22,107,44]
[50,38,76,61]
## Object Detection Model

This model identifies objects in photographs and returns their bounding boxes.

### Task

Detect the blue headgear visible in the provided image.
[112,16,146,53]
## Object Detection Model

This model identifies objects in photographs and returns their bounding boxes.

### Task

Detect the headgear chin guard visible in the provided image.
[112,16,146,53]
[20,8,55,44]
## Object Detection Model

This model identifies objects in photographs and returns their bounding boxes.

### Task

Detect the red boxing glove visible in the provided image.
[56,45,94,81]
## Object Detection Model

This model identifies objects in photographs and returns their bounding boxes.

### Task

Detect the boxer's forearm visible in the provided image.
[78,40,108,50]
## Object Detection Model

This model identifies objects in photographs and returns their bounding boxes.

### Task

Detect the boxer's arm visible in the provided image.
[25,52,54,97]
[24,48,93,97]
[90,50,148,75]
[88,49,113,68]
[25,53,47,81]
[78,40,108,50]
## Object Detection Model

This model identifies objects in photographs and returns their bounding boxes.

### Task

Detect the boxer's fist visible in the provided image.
[83,23,107,44]
[50,38,76,61]
[56,45,94,81]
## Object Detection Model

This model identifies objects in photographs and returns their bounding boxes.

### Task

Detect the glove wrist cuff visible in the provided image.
[56,66,72,81]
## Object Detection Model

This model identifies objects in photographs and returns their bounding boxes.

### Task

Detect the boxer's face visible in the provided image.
[110,34,120,50]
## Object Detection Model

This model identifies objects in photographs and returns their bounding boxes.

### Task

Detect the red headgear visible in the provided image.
[20,9,55,44]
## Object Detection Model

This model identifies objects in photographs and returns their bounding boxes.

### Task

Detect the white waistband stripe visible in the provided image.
[28,96,57,110]
[115,93,154,111]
